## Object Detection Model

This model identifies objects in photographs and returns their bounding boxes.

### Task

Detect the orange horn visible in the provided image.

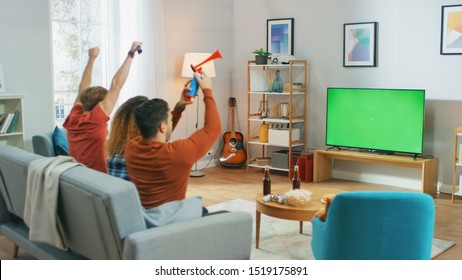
[193,49,222,73]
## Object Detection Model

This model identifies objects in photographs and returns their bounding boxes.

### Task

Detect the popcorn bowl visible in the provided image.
[283,189,313,207]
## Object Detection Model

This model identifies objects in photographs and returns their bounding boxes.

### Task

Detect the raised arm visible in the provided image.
[75,47,100,104]
[185,72,221,162]
[100,41,142,116]
[171,80,195,130]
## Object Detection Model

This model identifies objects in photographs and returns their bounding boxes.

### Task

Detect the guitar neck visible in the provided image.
[231,107,236,138]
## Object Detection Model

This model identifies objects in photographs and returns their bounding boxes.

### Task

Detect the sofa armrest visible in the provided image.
[122,212,252,260]
[32,131,55,157]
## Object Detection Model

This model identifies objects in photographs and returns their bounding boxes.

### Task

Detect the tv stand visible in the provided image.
[313,149,438,195]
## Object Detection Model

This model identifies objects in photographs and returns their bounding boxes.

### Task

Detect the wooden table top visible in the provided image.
[256,186,342,221]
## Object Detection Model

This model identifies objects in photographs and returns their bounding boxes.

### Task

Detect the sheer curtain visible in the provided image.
[113,0,166,108]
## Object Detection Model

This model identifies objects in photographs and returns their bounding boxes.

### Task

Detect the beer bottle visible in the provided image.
[263,166,271,195]
[292,165,301,190]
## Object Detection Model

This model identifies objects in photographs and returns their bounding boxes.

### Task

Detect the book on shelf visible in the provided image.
[0,113,14,134]
[6,111,19,133]
[0,113,6,129]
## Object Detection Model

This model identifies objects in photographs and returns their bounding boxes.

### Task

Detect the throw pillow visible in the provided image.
[143,196,203,227]
[53,126,69,156]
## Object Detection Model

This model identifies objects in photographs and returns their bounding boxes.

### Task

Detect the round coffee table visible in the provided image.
[255,186,341,249]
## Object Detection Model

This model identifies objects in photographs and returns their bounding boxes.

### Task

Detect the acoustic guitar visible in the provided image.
[219,98,247,168]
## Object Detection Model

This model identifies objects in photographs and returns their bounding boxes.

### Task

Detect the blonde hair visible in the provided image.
[80,86,108,111]
[107,96,148,156]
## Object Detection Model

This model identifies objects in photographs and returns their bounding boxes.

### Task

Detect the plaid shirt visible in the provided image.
[107,153,130,181]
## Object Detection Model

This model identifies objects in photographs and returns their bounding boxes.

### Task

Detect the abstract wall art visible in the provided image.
[267,18,294,55]
[343,22,377,67]
[440,5,462,55]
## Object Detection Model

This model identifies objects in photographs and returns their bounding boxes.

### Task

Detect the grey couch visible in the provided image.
[0,145,252,259]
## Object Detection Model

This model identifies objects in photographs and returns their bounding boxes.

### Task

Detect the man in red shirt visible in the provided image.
[64,41,141,173]
[125,72,221,209]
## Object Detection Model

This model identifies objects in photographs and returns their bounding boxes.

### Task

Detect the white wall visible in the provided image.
[233,0,462,189]
[0,0,55,151]
[163,0,233,164]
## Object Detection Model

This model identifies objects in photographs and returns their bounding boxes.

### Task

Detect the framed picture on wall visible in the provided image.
[267,18,294,55]
[440,4,462,55]
[343,22,378,67]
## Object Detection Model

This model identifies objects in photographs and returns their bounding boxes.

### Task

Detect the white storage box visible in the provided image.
[268,128,300,146]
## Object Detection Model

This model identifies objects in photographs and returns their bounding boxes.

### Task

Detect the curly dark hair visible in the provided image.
[106,95,148,156]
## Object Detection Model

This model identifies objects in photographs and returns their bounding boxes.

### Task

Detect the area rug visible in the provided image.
[207,199,455,260]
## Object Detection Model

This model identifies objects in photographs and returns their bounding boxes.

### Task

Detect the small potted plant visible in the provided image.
[253,48,272,65]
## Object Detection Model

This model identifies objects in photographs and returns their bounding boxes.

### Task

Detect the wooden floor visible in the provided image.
[187,166,462,260]
[1,166,460,260]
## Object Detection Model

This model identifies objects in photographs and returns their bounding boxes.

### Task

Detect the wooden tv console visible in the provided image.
[313,149,438,195]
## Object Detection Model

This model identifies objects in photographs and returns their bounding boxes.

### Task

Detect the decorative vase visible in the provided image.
[259,123,269,142]
[272,70,283,93]
[255,55,268,65]
[258,100,270,119]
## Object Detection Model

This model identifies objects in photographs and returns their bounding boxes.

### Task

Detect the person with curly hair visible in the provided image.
[106,95,148,180]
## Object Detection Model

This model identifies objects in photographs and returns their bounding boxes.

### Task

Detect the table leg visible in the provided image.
[299,221,303,234]
[256,210,261,249]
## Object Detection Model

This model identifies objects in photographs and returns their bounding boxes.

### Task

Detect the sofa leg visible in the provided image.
[13,243,19,258]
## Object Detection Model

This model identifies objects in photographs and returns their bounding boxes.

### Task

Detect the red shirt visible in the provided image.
[125,89,221,209]
[63,103,109,173]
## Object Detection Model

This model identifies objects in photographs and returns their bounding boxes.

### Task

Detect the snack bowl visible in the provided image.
[283,189,313,207]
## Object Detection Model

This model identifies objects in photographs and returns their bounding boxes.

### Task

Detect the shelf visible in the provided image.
[247,60,307,178]
[248,63,305,70]
[0,94,25,149]
[248,140,304,148]
[0,132,23,137]
[0,94,26,100]
[249,91,305,95]
[449,126,462,202]
[248,117,304,124]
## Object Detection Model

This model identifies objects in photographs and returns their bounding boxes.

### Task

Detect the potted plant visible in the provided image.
[253,48,272,65]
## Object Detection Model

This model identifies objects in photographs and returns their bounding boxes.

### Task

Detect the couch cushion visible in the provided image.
[57,166,146,259]
[143,196,203,227]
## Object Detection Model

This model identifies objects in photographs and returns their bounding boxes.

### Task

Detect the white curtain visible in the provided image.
[112,0,166,107]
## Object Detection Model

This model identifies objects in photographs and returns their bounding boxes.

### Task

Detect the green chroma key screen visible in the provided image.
[326,88,425,155]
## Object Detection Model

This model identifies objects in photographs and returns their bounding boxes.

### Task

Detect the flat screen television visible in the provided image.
[325,87,425,155]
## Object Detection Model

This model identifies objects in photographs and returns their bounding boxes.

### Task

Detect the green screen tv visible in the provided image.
[326,88,425,155]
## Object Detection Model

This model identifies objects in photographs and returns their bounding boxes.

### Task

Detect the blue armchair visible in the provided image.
[311,191,435,260]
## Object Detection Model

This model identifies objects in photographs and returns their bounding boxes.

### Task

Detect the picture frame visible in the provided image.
[267,18,294,55]
[440,4,462,55]
[343,22,377,67]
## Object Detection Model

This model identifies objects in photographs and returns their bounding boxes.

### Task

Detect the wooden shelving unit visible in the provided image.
[451,127,462,203]
[246,60,307,176]
[0,94,25,149]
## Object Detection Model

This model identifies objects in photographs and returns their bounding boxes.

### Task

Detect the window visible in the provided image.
[51,0,109,126]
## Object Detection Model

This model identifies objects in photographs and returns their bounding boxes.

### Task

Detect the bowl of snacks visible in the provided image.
[283,189,313,207]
